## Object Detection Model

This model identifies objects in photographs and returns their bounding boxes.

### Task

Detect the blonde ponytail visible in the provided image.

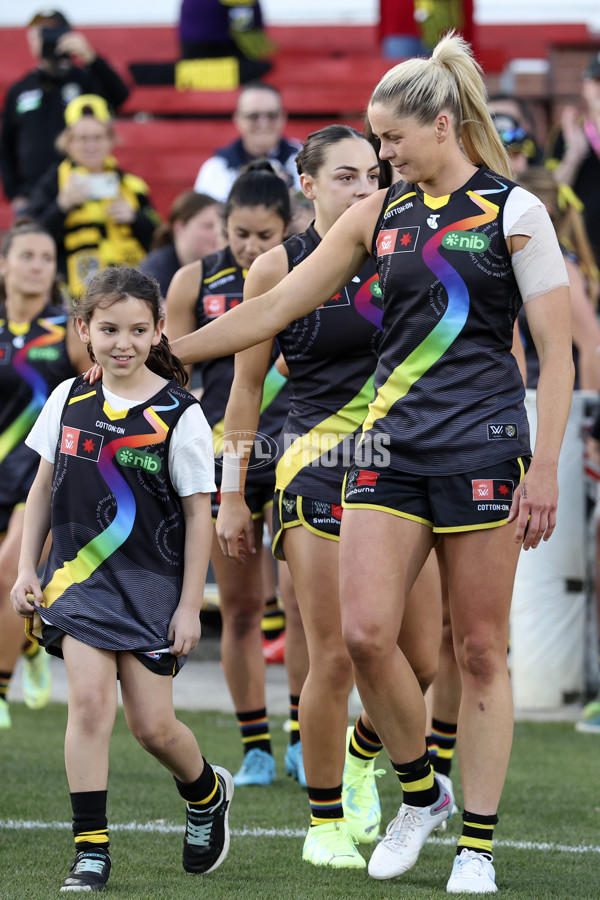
[370,30,513,179]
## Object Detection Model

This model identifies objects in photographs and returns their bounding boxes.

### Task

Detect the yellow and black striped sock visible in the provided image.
[392,749,438,807]
[0,670,12,702]
[236,708,272,755]
[429,718,457,777]
[348,715,383,761]
[70,790,109,853]
[289,695,300,746]
[22,640,40,660]
[261,596,285,641]
[308,784,344,825]
[457,810,498,856]
[174,758,219,806]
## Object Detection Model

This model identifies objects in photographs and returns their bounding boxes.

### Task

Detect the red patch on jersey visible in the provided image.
[60,426,102,461]
[356,470,379,488]
[204,294,226,317]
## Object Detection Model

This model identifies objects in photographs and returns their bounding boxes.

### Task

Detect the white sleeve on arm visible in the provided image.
[504,186,569,303]
[169,404,217,496]
[194,156,234,203]
[25,378,75,461]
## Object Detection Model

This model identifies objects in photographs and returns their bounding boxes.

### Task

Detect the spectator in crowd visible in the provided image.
[516,166,600,391]
[490,112,539,176]
[179,0,274,78]
[488,93,543,165]
[0,8,130,214]
[545,51,600,267]
[25,94,159,299]
[139,190,223,299]
[194,83,302,202]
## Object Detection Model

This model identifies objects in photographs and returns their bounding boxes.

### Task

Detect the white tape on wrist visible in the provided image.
[220,453,242,493]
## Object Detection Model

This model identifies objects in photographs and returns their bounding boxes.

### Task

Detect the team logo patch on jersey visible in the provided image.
[0,343,12,364]
[441,231,490,252]
[60,426,103,461]
[472,479,514,501]
[376,227,419,256]
[487,423,517,440]
[203,294,242,318]
[27,346,61,361]
[116,447,162,474]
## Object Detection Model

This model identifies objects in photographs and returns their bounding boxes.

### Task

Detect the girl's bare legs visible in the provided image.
[119,653,203,781]
[62,637,119,791]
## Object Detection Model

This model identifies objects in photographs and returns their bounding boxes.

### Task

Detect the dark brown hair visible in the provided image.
[73,266,188,386]
[150,190,220,251]
[0,218,63,306]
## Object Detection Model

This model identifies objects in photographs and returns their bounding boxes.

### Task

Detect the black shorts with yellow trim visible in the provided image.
[212,482,274,520]
[272,489,343,560]
[38,622,183,676]
[342,457,531,532]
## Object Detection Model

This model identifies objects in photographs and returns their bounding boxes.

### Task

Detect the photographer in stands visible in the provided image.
[0,9,129,215]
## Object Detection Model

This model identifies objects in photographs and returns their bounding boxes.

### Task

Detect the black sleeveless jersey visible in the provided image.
[274,223,382,503]
[0,301,75,506]
[40,376,198,655]
[362,166,531,474]
[194,245,290,487]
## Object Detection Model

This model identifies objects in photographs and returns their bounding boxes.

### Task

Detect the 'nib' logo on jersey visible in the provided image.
[116,446,162,473]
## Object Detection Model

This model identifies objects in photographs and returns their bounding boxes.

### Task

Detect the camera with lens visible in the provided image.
[41,26,71,61]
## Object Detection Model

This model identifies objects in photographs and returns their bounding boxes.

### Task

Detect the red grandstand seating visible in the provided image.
[0,19,595,226]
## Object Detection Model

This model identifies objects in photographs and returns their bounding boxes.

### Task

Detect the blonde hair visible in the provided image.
[369,31,512,179]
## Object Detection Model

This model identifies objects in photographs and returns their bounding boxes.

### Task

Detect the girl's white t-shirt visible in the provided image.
[26,378,216,496]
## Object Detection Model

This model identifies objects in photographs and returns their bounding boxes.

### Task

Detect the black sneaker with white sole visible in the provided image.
[183,766,234,875]
[60,848,111,892]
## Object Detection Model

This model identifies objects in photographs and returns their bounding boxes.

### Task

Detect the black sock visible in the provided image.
[70,790,109,853]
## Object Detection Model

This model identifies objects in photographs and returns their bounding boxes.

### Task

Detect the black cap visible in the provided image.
[583,51,600,80]
[28,9,71,28]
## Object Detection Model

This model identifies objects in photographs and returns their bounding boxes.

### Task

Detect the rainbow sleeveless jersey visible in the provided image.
[0,301,75,506]
[363,166,531,474]
[275,223,382,503]
[40,376,198,653]
[195,245,289,487]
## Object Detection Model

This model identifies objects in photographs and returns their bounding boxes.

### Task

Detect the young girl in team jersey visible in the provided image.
[170,31,574,894]
[166,160,309,789]
[10,266,233,892]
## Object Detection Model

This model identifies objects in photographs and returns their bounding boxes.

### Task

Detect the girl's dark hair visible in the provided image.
[150,190,219,251]
[295,124,373,178]
[73,266,188,386]
[0,218,63,306]
[224,159,291,224]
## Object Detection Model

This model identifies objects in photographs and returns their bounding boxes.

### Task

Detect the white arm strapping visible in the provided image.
[508,203,569,303]
[220,453,242,493]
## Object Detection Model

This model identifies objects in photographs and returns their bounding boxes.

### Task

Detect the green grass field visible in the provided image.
[1,703,599,899]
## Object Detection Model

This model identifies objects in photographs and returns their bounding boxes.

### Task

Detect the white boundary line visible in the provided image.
[2,819,600,855]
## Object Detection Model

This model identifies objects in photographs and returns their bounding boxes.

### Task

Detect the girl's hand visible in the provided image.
[507,462,558,550]
[10,571,44,617]
[83,363,103,384]
[167,604,201,657]
[216,493,255,563]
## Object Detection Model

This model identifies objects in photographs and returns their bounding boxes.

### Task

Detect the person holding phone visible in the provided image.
[0,9,129,213]
[25,94,159,299]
